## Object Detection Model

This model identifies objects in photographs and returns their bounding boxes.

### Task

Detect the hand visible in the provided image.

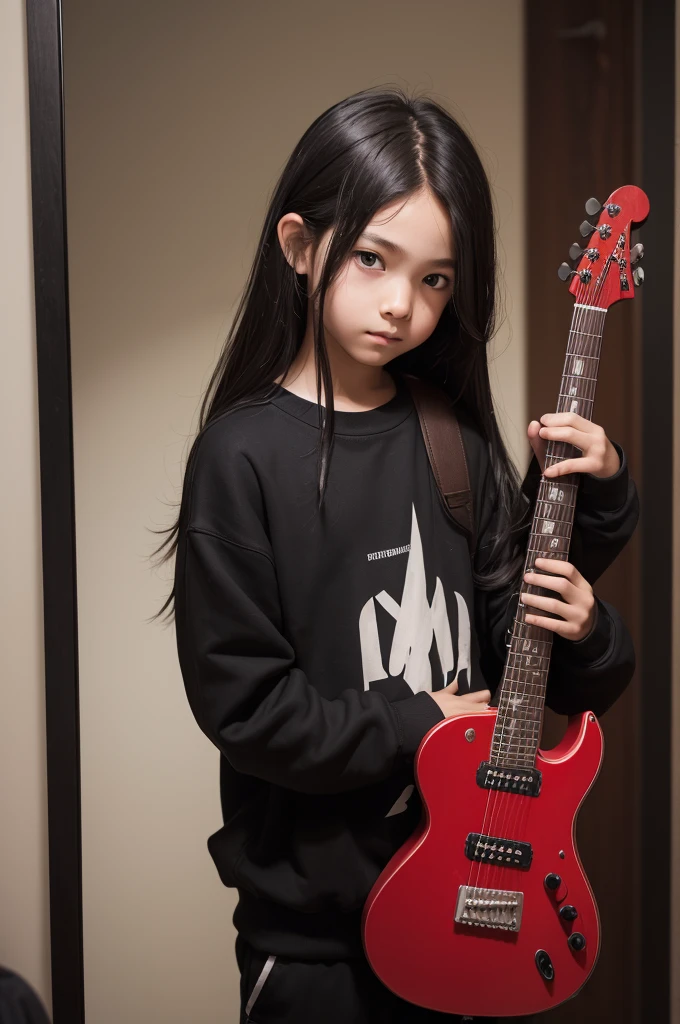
[521,557,596,641]
[527,412,620,479]
[428,677,492,718]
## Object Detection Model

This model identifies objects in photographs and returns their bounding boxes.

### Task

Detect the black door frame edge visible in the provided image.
[25,1,674,1022]
[25,1,84,1021]
[639,1,675,1021]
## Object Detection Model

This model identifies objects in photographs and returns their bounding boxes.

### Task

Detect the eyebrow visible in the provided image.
[358,232,456,269]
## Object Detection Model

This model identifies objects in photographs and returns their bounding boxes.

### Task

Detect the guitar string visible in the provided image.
[476,282,609,897]
[495,297,605,892]
[465,241,617,901]
[486,266,612,894]
[485,298,595,895]
[503,298,602,877]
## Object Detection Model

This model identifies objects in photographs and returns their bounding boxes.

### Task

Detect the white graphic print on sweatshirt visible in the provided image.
[357,503,473,818]
[359,502,472,694]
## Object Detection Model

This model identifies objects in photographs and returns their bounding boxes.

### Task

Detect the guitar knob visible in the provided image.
[631,242,644,264]
[633,266,645,287]
[535,949,555,982]
[544,873,562,891]
[558,262,576,281]
[568,932,587,952]
[580,219,597,238]
[585,197,602,216]
[569,242,585,261]
[559,904,578,921]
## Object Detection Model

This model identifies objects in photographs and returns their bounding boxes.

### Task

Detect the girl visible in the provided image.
[150,86,638,1023]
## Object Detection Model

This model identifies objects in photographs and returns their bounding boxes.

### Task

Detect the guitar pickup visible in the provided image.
[476,760,542,796]
[465,833,533,868]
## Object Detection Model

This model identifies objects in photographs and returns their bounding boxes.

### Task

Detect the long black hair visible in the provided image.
[148,85,533,625]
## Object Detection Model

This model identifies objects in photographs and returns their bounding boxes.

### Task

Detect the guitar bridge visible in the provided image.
[455,885,524,932]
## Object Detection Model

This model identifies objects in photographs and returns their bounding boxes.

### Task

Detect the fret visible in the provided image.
[499,681,547,694]
[506,651,552,663]
[508,625,554,645]
[564,350,600,360]
[506,653,551,667]
[558,392,594,404]
[492,736,541,746]
[501,675,548,692]
[497,700,544,713]
[533,500,577,520]
[544,450,581,463]
[561,373,598,383]
[569,329,601,338]
[499,679,547,693]
[496,717,542,731]
[531,517,572,536]
[559,377,597,391]
[496,713,543,726]
[491,742,541,754]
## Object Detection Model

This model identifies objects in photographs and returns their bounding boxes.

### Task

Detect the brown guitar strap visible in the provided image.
[401,373,476,557]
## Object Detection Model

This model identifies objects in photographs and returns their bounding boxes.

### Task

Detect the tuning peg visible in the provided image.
[631,243,644,265]
[580,219,597,238]
[558,262,576,281]
[585,197,603,217]
[633,266,645,287]
[569,243,585,261]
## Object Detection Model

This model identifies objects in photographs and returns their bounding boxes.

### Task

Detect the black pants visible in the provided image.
[235,933,499,1024]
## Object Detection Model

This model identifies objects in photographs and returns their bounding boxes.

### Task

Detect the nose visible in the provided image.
[380,286,412,320]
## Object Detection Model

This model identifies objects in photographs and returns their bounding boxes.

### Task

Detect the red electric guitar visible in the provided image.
[362,185,649,1019]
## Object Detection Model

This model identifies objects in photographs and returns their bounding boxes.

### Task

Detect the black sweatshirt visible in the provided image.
[173,370,638,959]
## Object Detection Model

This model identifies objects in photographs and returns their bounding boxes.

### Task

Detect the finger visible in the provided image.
[543,457,597,478]
[538,424,588,448]
[446,678,459,694]
[458,700,491,716]
[521,613,572,637]
[467,689,491,702]
[532,557,573,576]
[521,592,579,618]
[524,570,570,594]
[523,612,590,640]
[531,558,590,591]
[539,412,597,431]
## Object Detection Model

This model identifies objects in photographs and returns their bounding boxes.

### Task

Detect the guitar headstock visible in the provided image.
[558,185,650,309]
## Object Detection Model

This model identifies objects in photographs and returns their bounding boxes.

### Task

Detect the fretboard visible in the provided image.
[490,304,607,767]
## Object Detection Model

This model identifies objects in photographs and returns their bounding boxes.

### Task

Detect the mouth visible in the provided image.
[366,331,401,342]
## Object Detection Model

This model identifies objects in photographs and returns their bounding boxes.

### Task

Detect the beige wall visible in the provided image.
[0,0,52,1016]
[3,2,525,1021]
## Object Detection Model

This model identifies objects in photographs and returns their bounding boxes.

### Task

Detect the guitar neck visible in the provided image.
[490,304,607,768]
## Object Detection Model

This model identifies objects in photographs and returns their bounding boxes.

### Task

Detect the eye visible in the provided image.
[423,272,451,290]
[352,249,383,270]
[351,250,452,290]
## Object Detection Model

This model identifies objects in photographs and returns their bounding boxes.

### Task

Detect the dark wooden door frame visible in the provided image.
[25,1,674,1021]
[25,1,84,1021]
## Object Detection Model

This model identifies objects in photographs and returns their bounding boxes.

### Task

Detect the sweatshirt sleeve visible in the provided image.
[174,424,444,797]
[470,430,638,718]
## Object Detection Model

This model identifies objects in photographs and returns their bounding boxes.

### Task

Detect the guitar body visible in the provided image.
[362,708,604,1018]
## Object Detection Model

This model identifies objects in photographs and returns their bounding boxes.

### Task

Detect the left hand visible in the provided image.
[527,412,620,479]
[521,557,596,641]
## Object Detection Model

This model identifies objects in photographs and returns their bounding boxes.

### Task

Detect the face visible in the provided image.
[281,187,456,370]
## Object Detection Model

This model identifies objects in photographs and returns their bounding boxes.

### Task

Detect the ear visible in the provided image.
[276,213,312,275]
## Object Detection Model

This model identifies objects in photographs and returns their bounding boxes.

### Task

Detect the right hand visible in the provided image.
[428,677,492,718]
